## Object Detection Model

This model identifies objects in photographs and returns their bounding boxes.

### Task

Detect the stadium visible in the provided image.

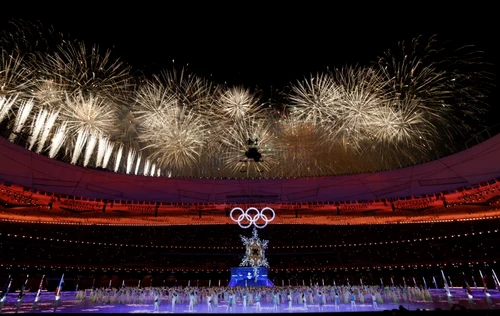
[1,18,500,315]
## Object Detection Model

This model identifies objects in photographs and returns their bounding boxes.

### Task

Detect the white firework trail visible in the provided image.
[28,108,48,151]
[157,167,161,177]
[9,98,34,141]
[126,148,136,174]
[102,141,115,169]
[36,110,59,154]
[71,128,89,165]
[151,163,156,177]
[113,143,124,173]
[0,95,18,122]
[49,122,67,158]
[95,134,110,168]
[83,130,98,167]
[134,154,141,175]
[143,159,151,176]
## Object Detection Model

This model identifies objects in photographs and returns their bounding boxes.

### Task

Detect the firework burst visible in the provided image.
[138,108,209,176]
[160,68,220,113]
[0,50,32,98]
[32,40,134,103]
[61,92,119,137]
[287,72,342,125]
[377,34,493,151]
[215,86,264,121]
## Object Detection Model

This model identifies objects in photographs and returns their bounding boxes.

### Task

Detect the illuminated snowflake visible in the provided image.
[240,227,269,268]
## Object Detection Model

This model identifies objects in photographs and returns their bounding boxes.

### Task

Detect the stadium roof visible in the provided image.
[1,133,500,203]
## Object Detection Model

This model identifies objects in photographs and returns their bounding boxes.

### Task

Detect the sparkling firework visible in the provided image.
[0,50,33,97]
[126,148,137,175]
[83,131,98,167]
[61,92,119,137]
[102,141,115,169]
[36,109,59,154]
[138,108,210,176]
[49,122,67,158]
[134,155,142,175]
[31,40,133,105]
[114,144,124,173]
[96,135,111,168]
[28,108,48,151]
[9,98,34,141]
[287,72,343,125]
[71,129,89,165]
[143,159,151,177]
[216,86,264,121]
[0,95,17,122]
[376,34,493,148]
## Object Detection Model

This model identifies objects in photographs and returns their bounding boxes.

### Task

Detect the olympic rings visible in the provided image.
[230,207,275,229]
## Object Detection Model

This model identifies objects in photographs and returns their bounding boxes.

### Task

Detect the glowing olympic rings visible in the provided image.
[230,207,275,229]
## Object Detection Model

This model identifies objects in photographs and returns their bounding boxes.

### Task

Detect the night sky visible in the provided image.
[1,4,498,121]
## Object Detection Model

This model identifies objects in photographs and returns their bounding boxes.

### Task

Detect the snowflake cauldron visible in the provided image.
[240,227,269,268]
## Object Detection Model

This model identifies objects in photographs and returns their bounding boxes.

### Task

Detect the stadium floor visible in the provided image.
[0,288,499,314]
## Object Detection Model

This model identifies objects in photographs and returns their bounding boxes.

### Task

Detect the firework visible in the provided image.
[138,108,209,175]
[9,98,34,141]
[36,109,59,154]
[215,86,264,121]
[0,50,33,98]
[143,159,151,177]
[83,130,98,167]
[114,144,124,173]
[287,72,343,125]
[71,129,89,165]
[32,40,133,104]
[0,19,66,55]
[61,92,119,137]
[28,108,48,151]
[0,95,17,125]
[126,148,136,175]
[0,20,494,178]
[134,155,142,176]
[49,122,67,159]
[160,68,220,113]
[102,141,115,169]
[132,74,180,125]
[96,135,110,168]
[376,34,493,149]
